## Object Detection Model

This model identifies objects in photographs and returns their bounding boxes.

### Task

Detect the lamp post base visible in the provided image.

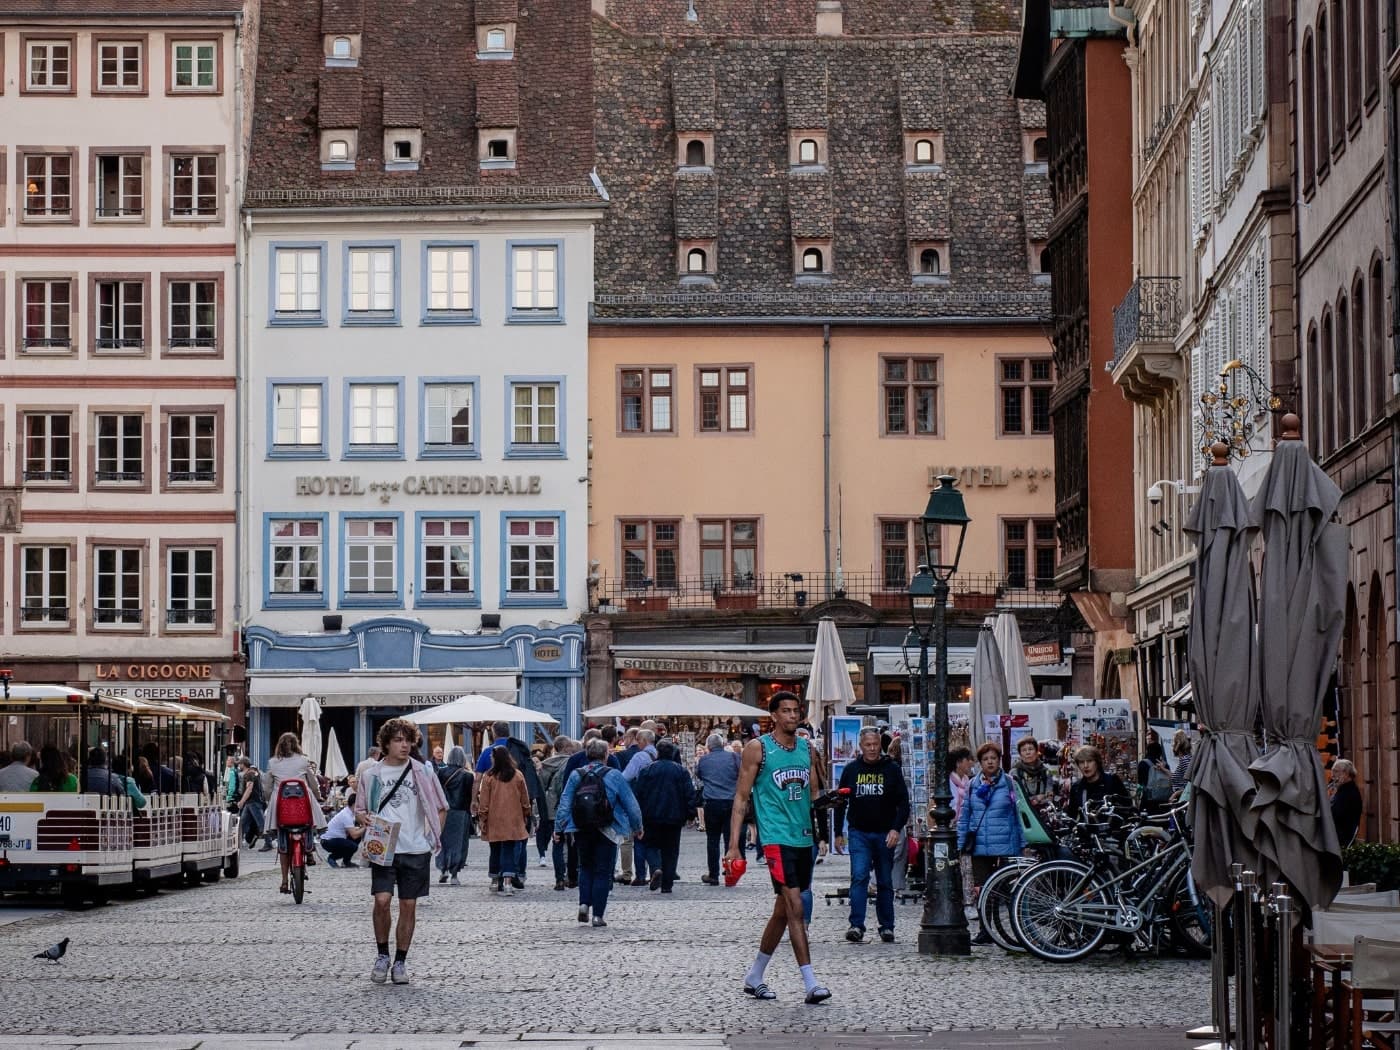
[916,828,971,957]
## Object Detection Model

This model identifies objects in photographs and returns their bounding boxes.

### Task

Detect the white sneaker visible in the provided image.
[390,960,409,985]
[450,874,461,886]
[502,882,515,896]
[370,953,390,984]
[538,856,548,868]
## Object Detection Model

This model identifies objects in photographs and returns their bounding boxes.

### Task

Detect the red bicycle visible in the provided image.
[274,780,314,904]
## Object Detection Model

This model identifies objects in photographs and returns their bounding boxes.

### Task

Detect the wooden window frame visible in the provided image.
[18,274,77,354]
[879,355,942,438]
[160,405,224,493]
[695,364,752,434]
[21,35,76,96]
[88,407,152,493]
[618,366,675,436]
[15,541,77,634]
[619,518,681,590]
[876,517,940,592]
[161,272,224,357]
[90,540,148,632]
[88,272,151,358]
[18,148,78,225]
[166,38,222,95]
[159,539,222,635]
[90,148,151,225]
[162,147,225,224]
[19,408,78,490]
[92,35,148,96]
[698,517,760,590]
[998,355,1055,437]
[1002,517,1058,591]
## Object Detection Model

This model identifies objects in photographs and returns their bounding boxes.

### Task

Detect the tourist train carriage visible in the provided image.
[0,684,239,899]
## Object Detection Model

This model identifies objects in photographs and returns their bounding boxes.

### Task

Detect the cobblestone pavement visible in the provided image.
[0,832,1209,1037]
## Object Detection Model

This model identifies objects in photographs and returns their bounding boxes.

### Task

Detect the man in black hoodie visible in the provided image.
[834,727,910,943]
[635,740,698,893]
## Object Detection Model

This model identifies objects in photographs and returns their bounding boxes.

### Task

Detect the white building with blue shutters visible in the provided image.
[238,0,605,764]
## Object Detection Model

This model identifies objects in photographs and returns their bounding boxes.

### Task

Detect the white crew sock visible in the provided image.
[744,950,772,987]
[799,963,820,993]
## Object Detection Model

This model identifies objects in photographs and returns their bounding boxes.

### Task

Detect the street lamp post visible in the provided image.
[908,474,971,956]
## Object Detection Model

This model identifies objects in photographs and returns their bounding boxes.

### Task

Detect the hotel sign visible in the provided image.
[297,474,544,505]
[929,466,1054,492]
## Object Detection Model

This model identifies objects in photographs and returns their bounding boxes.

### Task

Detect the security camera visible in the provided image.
[1147,482,1164,506]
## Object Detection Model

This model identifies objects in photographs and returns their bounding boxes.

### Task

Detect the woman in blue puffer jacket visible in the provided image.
[957,741,1024,942]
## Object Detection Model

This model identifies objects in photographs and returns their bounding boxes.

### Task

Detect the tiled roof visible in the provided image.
[593,23,1052,320]
[598,0,1019,35]
[246,0,602,209]
[1021,170,1052,239]
[0,0,238,15]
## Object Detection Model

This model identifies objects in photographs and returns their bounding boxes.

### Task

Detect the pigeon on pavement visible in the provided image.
[33,938,69,963]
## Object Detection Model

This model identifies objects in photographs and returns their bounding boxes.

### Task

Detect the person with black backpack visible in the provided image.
[554,737,643,928]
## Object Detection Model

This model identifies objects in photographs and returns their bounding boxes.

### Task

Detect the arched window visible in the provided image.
[801,247,824,273]
[686,248,708,273]
[328,139,350,162]
[913,138,934,164]
[485,28,508,51]
[1321,308,1336,456]
[797,139,819,165]
[1302,31,1317,187]
[1032,136,1049,163]
[1352,273,1367,428]
[1337,293,1352,444]
[919,248,941,275]
[1330,1,1345,149]
[685,139,707,166]
[1306,323,1321,457]
[1317,11,1332,170]
[1036,245,1050,273]
[1371,257,1387,421]
[1346,0,1361,124]
[331,36,352,58]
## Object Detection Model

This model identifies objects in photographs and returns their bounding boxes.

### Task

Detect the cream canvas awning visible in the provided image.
[869,647,1074,678]
[248,673,519,709]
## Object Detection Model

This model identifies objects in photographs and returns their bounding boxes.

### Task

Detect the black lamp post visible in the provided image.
[909,473,971,956]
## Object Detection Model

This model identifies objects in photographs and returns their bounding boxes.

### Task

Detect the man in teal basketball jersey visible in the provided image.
[726,690,832,1004]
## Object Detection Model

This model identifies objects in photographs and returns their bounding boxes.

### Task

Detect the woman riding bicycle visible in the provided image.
[265,732,327,894]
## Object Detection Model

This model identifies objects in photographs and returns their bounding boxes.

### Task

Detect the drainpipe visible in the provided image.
[822,323,832,597]
[232,13,247,714]
[1105,0,1136,46]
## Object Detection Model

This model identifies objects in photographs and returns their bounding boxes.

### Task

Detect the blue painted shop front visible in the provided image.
[244,618,583,768]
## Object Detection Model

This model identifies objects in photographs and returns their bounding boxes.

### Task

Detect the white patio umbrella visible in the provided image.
[806,616,855,719]
[407,694,557,726]
[442,723,456,756]
[322,726,349,780]
[298,695,323,771]
[585,684,770,721]
[992,612,1037,699]
[969,623,1011,747]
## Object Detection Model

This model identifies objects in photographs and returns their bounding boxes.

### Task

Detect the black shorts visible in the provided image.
[369,851,431,900]
[764,844,814,894]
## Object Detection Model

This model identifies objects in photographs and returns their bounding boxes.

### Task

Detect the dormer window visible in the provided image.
[677,240,716,283]
[789,130,827,169]
[1029,240,1051,283]
[904,131,945,168]
[478,128,517,169]
[323,33,360,67]
[794,239,832,280]
[676,132,714,169]
[910,241,950,282]
[320,129,358,169]
[476,23,516,58]
[383,128,422,170]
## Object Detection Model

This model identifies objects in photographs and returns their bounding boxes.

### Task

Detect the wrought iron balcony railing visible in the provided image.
[1113,276,1183,366]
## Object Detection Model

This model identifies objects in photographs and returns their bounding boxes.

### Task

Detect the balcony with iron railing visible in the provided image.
[593,570,1063,616]
[1111,276,1184,403]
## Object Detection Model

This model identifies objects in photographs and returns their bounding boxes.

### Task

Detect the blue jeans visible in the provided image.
[321,836,358,863]
[576,829,618,918]
[848,828,896,933]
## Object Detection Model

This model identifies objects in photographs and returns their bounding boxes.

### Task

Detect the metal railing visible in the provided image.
[1112,276,1183,366]
[166,607,215,626]
[593,570,1063,613]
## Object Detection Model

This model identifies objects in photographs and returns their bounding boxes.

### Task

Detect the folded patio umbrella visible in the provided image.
[993,611,1037,699]
[322,727,349,780]
[1185,453,1261,907]
[970,622,1011,748]
[298,695,323,775]
[1248,426,1347,911]
[806,617,856,717]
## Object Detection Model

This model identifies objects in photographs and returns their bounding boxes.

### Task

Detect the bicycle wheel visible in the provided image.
[1166,870,1211,957]
[976,862,1030,953]
[1011,859,1109,962]
[291,863,306,904]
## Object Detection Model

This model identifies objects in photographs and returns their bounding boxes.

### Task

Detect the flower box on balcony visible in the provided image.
[870,591,908,611]
[954,591,997,611]
[625,595,669,613]
[715,592,758,611]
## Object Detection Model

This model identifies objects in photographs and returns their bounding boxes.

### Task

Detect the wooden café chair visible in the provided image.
[1343,936,1400,1050]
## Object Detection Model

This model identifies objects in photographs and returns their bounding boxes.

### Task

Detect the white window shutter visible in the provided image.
[1254,243,1269,381]
[1190,114,1201,234]
[1200,90,1214,218]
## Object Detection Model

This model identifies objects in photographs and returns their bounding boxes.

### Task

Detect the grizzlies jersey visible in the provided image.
[752,733,812,847]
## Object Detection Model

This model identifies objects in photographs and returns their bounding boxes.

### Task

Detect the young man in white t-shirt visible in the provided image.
[354,718,448,985]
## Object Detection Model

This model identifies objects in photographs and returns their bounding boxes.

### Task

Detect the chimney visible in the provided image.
[815,0,843,35]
